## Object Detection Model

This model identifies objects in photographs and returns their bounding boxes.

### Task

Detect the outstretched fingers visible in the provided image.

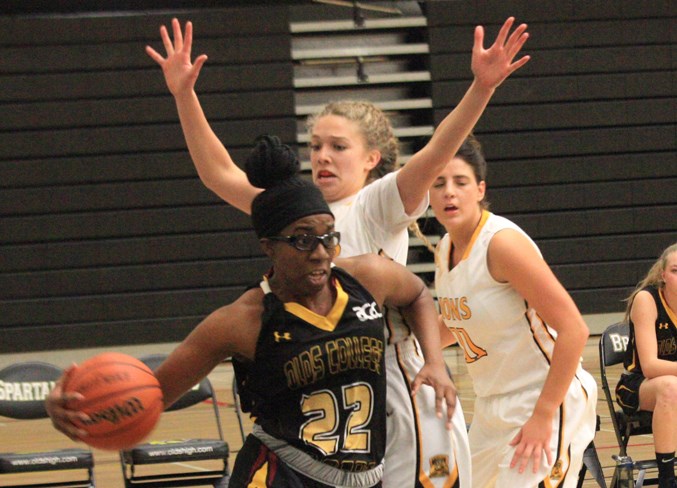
[170,17,184,52]
[145,44,164,65]
[507,53,531,76]
[145,18,192,65]
[505,23,530,64]
[183,19,195,53]
[493,16,515,48]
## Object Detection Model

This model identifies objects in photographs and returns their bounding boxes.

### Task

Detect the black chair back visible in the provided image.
[0,361,61,419]
[0,361,95,488]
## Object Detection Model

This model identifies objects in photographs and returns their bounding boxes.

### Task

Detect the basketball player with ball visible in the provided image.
[46,136,456,487]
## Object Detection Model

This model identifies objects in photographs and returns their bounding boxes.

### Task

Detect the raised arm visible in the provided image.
[397,16,530,214]
[145,18,261,214]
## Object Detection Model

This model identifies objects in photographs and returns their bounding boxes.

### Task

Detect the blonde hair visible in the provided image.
[409,221,436,254]
[624,242,677,322]
[306,100,399,182]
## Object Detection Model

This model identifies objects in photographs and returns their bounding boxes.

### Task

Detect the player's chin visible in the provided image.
[314,177,339,196]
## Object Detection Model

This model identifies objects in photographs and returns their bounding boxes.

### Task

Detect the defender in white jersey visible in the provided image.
[330,171,472,487]
[146,16,531,487]
[430,135,597,487]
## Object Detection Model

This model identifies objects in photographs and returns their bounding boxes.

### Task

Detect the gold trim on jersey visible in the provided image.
[627,341,638,372]
[461,210,490,261]
[441,210,491,271]
[283,278,349,332]
[538,405,570,488]
[659,288,677,326]
[393,343,428,486]
[527,309,555,365]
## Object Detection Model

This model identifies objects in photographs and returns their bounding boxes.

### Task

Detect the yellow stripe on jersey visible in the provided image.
[527,310,555,365]
[284,278,349,331]
[445,461,459,488]
[542,402,572,488]
[460,210,490,262]
[659,288,677,326]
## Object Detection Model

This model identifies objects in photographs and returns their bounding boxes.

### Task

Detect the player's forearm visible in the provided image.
[640,357,677,379]
[429,79,494,157]
[402,289,447,366]
[532,323,589,418]
[174,92,237,193]
[397,80,495,211]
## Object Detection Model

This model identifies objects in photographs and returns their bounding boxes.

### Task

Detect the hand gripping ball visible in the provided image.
[64,352,164,450]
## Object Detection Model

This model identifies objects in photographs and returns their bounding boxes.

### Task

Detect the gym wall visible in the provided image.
[1,1,675,352]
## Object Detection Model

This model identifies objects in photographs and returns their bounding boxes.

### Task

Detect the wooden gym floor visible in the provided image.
[0,334,658,487]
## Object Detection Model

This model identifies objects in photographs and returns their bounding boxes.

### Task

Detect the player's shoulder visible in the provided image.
[215,288,265,323]
[335,253,391,277]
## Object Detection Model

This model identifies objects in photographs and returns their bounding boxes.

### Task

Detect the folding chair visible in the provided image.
[218,356,247,447]
[0,361,95,488]
[599,321,663,487]
[577,417,608,488]
[118,354,229,488]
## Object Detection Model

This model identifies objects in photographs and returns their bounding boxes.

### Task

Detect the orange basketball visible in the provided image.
[64,352,164,450]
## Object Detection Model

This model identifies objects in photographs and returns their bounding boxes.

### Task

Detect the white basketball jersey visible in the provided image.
[435,211,558,398]
[330,171,429,344]
[329,171,427,266]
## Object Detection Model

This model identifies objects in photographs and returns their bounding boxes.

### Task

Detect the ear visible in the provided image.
[477,180,486,203]
[364,149,381,172]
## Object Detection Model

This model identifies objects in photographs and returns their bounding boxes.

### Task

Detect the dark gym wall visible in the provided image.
[424,0,676,313]
[0,6,295,352]
[1,1,675,353]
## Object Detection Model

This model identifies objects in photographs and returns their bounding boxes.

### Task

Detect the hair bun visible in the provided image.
[245,135,300,189]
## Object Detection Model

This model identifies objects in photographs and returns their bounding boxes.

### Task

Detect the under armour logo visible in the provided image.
[659,322,670,330]
[274,331,292,342]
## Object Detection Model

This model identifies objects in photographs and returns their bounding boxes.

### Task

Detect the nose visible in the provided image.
[442,181,455,198]
[314,144,330,164]
[309,239,332,259]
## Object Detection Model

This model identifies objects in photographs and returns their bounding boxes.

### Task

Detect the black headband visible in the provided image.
[250,176,333,238]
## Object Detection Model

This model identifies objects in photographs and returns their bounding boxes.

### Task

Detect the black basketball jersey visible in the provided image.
[625,285,677,373]
[234,266,387,473]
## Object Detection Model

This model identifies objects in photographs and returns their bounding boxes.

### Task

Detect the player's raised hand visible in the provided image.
[145,18,208,97]
[472,16,530,90]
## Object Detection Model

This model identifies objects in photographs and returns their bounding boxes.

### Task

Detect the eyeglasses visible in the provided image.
[266,231,341,251]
